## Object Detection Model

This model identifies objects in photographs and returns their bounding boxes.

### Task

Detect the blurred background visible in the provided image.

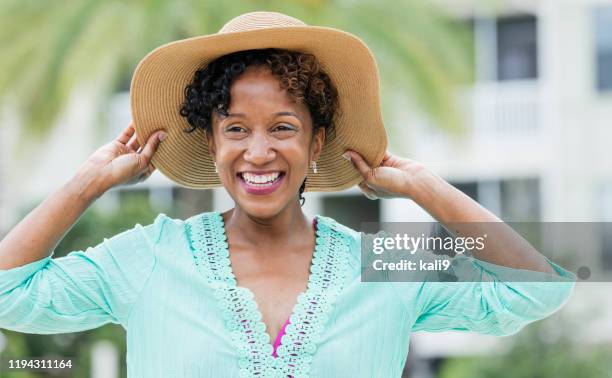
[1,0,612,377]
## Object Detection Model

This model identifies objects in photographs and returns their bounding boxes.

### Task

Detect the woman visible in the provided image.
[0,11,575,378]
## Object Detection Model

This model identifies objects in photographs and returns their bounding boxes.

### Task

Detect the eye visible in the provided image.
[273,124,296,132]
[222,124,248,139]
[225,125,247,133]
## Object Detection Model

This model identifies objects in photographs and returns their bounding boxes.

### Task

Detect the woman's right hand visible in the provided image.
[79,121,167,194]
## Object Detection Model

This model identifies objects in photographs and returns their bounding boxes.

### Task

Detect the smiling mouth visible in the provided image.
[237,171,286,187]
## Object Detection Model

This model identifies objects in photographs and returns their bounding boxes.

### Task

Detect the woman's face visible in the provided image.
[208,65,325,219]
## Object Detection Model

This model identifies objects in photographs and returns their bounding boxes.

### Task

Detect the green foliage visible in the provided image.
[437,320,612,378]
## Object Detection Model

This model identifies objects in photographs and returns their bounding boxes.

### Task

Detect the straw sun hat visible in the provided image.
[130,11,388,192]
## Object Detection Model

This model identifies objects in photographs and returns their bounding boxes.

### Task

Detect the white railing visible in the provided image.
[465,80,542,140]
[418,80,542,146]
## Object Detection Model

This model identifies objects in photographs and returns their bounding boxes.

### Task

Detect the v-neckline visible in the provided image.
[187,211,352,377]
[217,211,320,354]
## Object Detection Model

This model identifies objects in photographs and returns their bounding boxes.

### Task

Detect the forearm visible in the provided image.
[0,165,106,270]
[407,169,556,274]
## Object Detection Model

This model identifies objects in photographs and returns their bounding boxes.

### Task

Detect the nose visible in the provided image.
[243,131,276,165]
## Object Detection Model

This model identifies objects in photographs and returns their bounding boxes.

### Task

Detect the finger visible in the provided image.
[381,151,393,163]
[138,169,148,179]
[136,170,152,183]
[126,133,141,152]
[346,150,373,180]
[138,130,166,169]
[116,121,136,144]
[147,163,156,175]
[358,181,370,193]
[134,163,155,183]
[143,166,155,179]
[362,190,377,200]
[358,181,378,200]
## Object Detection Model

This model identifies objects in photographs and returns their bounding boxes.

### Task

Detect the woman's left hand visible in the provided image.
[343,150,427,200]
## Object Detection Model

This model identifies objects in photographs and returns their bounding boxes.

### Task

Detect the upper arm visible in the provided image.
[0,213,169,334]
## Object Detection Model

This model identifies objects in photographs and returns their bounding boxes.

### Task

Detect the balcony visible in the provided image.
[413,80,547,179]
[466,80,542,141]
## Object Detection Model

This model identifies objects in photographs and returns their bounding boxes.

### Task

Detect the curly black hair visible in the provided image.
[179,48,340,206]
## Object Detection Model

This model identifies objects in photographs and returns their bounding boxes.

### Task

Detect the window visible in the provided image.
[450,178,540,221]
[500,178,540,221]
[322,195,379,231]
[594,6,612,91]
[451,182,478,201]
[172,186,214,217]
[497,15,538,80]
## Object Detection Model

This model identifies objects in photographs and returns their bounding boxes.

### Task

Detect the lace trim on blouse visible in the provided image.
[186,211,352,378]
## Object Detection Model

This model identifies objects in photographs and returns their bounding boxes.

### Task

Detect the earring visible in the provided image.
[310,160,317,174]
[214,161,218,174]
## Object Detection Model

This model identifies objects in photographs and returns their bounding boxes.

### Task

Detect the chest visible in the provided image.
[229,247,315,342]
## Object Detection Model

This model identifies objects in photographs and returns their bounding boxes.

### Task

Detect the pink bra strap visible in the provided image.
[272,317,291,357]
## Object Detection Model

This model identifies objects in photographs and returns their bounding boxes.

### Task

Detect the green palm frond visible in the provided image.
[0,0,473,150]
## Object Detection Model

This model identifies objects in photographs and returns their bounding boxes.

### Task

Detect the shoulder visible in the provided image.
[315,215,362,265]
[315,214,360,240]
[121,212,216,251]
[90,213,187,259]
[147,211,226,241]
[183,210,220,227]
[135,212,185,245]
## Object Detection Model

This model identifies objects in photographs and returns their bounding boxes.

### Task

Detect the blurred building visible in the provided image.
[400,1,612,377]
[2,0,612,377]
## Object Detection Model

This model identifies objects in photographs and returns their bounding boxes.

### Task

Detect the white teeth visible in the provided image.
[242,172,281,185]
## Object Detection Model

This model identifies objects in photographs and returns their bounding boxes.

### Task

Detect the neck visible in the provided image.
[222,200,313,249]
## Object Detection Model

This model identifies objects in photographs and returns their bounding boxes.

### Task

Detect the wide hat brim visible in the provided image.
[130,17,388,192]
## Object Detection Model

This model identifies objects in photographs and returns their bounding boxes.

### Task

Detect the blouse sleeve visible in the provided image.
[0,213,169,334]
[402,250,577,336]
[355,230,577,337]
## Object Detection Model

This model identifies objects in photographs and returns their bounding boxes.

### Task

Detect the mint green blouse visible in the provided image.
[0,211,576,377]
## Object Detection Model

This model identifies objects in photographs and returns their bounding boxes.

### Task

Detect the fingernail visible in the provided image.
[341,152,351,161]
[159,132,168,141]
[365,192,377,200]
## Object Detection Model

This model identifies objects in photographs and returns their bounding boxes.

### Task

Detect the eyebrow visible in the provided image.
[225,111,302,122]
[274,111,301,120]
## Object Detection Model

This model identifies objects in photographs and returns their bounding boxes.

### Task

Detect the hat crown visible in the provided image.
[218,11,307,34]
